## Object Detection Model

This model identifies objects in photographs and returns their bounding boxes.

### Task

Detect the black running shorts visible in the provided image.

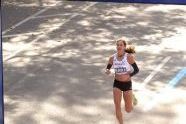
[113,79,132,91]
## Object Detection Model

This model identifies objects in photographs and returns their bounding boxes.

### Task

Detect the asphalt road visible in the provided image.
[2,0,186,124]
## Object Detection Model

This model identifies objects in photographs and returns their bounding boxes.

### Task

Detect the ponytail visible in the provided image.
[125,44,135,53]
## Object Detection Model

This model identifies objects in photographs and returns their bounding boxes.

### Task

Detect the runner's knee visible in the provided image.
[125,107,133,113]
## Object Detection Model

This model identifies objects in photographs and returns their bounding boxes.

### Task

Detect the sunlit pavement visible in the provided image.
[2,0,186,124]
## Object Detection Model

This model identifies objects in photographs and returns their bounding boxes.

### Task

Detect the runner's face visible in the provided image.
[116,41,125,52]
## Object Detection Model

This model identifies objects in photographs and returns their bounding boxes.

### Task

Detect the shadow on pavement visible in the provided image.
[3,1,186,124]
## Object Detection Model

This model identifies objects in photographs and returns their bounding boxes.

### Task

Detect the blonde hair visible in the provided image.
[116,39,136,53]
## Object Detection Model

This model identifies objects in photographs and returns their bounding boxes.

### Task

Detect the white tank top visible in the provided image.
[113,53,131,75]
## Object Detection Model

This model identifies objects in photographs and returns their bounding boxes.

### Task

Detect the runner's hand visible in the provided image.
[105,69,111,75]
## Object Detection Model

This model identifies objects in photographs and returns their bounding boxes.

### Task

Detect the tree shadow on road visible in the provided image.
[3,1,186,124]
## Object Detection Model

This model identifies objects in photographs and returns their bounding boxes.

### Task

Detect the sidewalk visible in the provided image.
[2,1,186,124]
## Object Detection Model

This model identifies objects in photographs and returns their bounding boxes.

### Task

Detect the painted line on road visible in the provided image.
[142,56,171,87]
[31,13,73,19]
[3,13,78,62]
[167,67,186,88]
[3,2,97,62]
[82,2,97,11]
[2,7,51,35]
[2,31,44,38]
[10,2,98,90]
[143,67,186,111]
[2,1,96,35]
